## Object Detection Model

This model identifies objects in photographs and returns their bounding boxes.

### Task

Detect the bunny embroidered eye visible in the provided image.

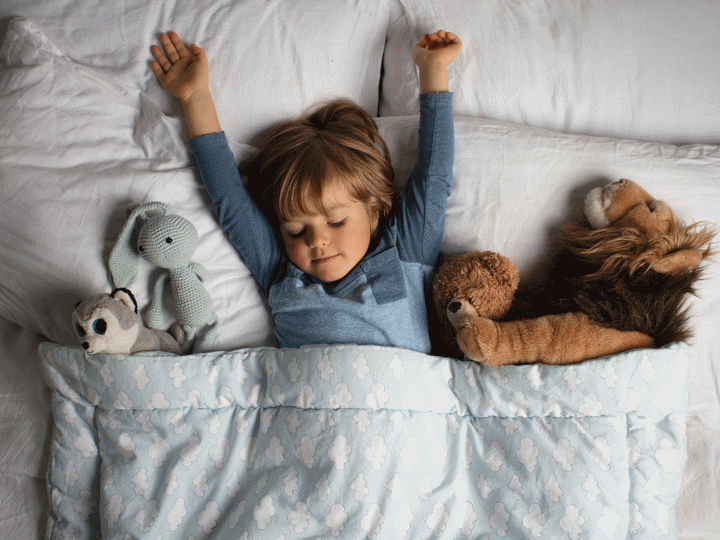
[93,319,107,335]
[138,245,144,252]
[76,325,86,337]
[166,237,173,244]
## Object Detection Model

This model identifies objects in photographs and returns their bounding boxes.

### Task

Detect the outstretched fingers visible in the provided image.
[151,45,170,75]
[168,31,194,59]
[152,32,194,73]
[159,32,180,62]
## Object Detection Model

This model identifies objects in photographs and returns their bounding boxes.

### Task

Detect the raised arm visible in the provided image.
[151,32,221,138]
[393,31,461,264]
[150,32,282,292]
[412,30,462,93]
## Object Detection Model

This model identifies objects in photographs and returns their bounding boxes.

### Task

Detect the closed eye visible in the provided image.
[288,229,305,239]
[329,219,346,228]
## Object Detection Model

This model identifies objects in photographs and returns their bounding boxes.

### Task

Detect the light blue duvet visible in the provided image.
[40,342,687,539]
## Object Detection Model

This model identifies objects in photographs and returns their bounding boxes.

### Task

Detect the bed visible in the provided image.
[1,1,718,538]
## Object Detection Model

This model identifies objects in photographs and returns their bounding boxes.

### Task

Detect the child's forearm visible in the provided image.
[182,90,222,138]
[418,63,450,94]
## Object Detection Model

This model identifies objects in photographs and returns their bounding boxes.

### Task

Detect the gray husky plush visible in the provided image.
[72,288,183,355]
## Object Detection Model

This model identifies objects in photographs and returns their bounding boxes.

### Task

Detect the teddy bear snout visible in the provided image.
[446,299,479,330]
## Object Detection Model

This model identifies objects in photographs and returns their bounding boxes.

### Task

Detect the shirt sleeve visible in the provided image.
[394,92,455,266]
[188,132,282,293]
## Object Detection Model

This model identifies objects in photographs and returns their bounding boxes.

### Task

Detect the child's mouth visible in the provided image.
[314,254,338,264]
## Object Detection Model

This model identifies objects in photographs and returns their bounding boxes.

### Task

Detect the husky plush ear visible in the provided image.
[111,287,139,313]
[108,202,171,288]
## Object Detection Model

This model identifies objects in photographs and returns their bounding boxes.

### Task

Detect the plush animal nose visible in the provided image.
[82,342,90,350]
[448,301,462,314]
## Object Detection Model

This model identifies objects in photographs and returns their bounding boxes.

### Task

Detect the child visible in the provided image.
[151,30,461,353]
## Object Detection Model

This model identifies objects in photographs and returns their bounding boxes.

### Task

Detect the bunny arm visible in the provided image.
[168,269,214,322]
[453,311,654,366]
[189,262,207,281]
[170,267,219,354]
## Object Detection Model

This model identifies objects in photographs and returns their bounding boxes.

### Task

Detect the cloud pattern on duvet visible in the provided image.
[40,342,687,539]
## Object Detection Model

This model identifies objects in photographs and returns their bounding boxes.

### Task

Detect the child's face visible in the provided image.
[280,184,374,282]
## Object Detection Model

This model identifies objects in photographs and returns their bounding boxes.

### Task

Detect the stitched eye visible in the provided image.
[76,325,86,337]
[138,245,145,252]
[93,319,107,335]
[166,237,173,244]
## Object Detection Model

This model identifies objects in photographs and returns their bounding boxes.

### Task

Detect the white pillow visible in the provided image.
[382,0,720,144]
[2,0,398,146]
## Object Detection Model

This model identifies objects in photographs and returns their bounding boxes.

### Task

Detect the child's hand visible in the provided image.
[412,30,462,94]
[151,32,222,137]
[413,30,462,70]
[151,32,209,105]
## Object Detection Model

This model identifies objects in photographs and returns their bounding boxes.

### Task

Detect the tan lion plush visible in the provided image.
[433,179,715,366]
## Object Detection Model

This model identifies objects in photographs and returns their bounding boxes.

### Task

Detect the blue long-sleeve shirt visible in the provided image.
[189,92,454,352]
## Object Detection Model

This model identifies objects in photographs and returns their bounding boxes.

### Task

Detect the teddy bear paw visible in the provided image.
[456,316,508,367]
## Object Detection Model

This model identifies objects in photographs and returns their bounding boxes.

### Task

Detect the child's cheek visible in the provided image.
[285,240,308,268]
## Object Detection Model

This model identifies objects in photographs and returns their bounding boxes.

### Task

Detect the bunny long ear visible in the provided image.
[108,202,171,288]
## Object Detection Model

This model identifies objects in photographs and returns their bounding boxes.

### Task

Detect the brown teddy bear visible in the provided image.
[433,179,715,366]
[431,250,519,359]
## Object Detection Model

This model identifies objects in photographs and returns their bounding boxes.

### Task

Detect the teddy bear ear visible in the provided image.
[649,248,703,275]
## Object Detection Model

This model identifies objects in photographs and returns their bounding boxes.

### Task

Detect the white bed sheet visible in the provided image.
[1,1,719,538]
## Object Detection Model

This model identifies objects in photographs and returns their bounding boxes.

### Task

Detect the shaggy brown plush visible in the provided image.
[437,179,715,366]
[562,218,715,347]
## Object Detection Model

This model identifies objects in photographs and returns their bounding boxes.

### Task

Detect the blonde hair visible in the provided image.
[247,100,396,229]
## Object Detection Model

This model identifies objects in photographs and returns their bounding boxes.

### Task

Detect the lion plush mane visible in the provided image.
[562,211,714,347]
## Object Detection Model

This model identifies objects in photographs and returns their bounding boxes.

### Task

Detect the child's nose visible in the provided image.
[308,227,330,247]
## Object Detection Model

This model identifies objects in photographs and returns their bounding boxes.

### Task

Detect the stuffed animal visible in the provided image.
[431,250,519,359]
[73,288,183,354]
[434,179,715,366]
[108,202,219,354]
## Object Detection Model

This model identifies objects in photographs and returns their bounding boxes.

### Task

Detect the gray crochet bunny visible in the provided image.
[109,202,218,354]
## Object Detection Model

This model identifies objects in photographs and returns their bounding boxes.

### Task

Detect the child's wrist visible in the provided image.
[181,89,222,138]
[180,88,213,109]
[418,66,449,94]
